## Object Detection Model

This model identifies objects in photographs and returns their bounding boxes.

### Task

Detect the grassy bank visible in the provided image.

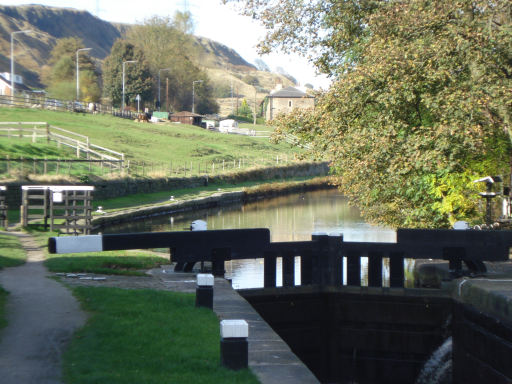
[64,287,259,384]
[0,233,26,331]
[0,233,26,269]
[92,176,331,214]
[0,108,299,166]
[23,228,168,275]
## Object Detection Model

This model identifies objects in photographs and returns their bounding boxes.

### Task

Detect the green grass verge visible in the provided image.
[93,176,327,213]
[0,108,299,165]
[22,228,168,275]
[64,287,259,384]
[45,250,168,276]
[0,233,26,332]
[0,286,7,331]
[0,233,26,268]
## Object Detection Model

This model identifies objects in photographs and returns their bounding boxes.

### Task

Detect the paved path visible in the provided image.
[0,234,318,384]
[0,232,87,384]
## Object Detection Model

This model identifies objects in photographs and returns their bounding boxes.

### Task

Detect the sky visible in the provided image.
[2,0,331,89]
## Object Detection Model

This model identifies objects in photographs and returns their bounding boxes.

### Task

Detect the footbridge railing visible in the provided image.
[48,228,512,289]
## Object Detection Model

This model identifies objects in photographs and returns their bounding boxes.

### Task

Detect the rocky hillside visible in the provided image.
[0,4,293,106]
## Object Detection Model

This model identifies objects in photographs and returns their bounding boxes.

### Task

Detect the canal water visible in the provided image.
[102,189,408,288]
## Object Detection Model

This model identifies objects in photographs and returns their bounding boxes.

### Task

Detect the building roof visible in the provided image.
[171,111,203,117]
[268,86,314,99]
[0,74,33,92]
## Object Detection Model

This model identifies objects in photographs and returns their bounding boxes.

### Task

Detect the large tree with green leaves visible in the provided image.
[42,37,100,102]
[126,15,219,114]
[102,40,153,108]
[230,0,512,228]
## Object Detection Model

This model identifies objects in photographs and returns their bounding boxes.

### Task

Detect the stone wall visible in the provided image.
[2,162,329,209]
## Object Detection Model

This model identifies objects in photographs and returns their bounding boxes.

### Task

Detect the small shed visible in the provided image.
[170,111,203,127]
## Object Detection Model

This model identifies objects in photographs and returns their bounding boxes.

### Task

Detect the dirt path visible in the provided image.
[0,232,87,384]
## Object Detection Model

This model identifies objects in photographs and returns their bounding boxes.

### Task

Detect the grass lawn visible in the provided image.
[0,108,299,165]
[24,228,168,275]
[92,176,323,213]
[0,233,26,331]
[0,233,26,268]
[45,250,169,276]
[0,286,7,331]
[64,287,260,384]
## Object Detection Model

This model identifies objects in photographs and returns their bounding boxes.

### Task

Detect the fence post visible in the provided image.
[264,251,277,288]
[282,251,295,287]
[32,126,37,143]
[312,232,329,285]
[44,158,47,175]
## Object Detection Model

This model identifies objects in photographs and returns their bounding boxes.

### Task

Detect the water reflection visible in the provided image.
[102,190,400,288]
[103,190,396,242]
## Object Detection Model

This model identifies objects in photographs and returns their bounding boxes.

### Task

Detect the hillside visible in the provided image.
[0,4,293,108]
[0,108,300,167]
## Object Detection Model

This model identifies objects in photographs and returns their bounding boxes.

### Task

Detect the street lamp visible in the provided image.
[122,60,137,110]
[192,80,203,114]
[76,47,92,101]
[158,68,171,111]
[10,29,32,99]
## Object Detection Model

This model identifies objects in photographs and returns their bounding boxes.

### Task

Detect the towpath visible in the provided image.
[0,232,87,384]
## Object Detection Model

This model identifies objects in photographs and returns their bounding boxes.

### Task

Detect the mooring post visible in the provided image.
[196,273,214,309]
[220,320,248,370]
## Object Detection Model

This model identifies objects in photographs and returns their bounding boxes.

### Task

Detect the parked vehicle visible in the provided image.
[218,119,238,133]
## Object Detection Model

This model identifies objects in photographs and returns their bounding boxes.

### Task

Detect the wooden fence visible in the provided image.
[0,186,6,227]
[0,94,135,119]
[21,185,94,234]
[0,155,293,178]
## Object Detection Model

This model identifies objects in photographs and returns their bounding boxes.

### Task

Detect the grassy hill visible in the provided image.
[0,4,294,109]
[0,108,300,173]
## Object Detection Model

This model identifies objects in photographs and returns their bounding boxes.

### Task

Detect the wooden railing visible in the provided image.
[0,122,125,170]
[0,186,6,227]
[0,94,136,119]
[49,227,512,288]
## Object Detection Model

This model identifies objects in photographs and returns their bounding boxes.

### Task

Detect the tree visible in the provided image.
[238,99,253,119]
[42,37,100,101]
[173,10,195,34]
[230,0,512,228]
[254,58,270,72]
[102,40,153,108]
[126,16,219,113]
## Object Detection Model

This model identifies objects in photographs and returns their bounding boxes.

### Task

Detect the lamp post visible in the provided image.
[192,80,203,114]
[158,68,171,111]
[76,48,92,101]
[122,60,137,110]
[10,29,32,100]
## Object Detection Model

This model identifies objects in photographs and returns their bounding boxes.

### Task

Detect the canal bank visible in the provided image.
[91,177,335,229]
